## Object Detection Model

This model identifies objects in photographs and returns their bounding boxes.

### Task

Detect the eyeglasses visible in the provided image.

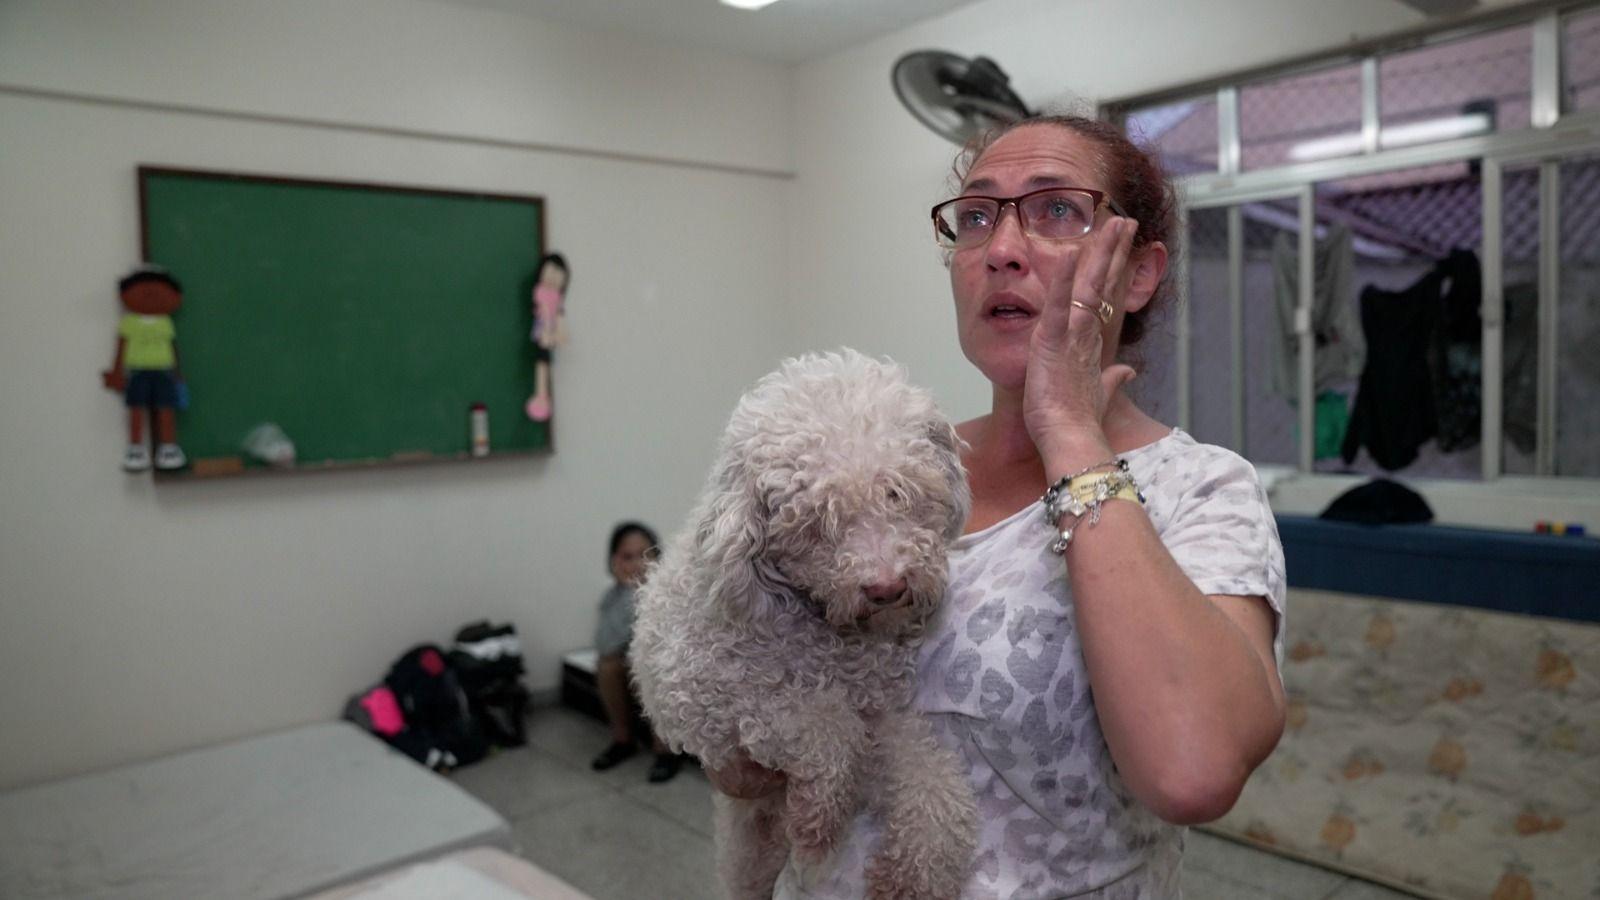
[931,187,1128,250]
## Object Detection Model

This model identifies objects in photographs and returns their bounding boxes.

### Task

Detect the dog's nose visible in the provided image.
[863,577,909,606]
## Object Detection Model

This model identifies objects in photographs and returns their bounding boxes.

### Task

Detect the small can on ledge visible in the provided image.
[470,402,490,457]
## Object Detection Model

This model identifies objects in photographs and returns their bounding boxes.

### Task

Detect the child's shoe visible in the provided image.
[154,443,187,470]
[122,444,152,472]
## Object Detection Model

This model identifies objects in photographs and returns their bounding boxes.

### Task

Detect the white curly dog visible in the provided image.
[630,349,977,900]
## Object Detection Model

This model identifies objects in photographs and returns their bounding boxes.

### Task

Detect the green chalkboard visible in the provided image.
[138,167,548,474]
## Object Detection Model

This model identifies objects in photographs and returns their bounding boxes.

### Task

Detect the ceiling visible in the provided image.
[426,0,979,64]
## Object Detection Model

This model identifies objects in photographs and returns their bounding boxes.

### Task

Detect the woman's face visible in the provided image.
[610,531,653,587]
[947,125,1124,391]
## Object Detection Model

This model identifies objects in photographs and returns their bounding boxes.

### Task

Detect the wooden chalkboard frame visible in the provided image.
[137,165,551,479]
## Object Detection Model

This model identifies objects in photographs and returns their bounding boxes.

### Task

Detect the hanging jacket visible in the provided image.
[1342,270,1442,470]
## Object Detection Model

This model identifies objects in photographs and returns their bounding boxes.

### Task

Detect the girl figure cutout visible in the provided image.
[526,253,569,422]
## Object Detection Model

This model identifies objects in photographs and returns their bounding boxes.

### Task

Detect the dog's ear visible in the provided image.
[693,450,776,622]
[927,419,971,541]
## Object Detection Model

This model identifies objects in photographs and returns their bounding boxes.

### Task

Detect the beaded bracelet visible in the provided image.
[1041,463,1144,554]
[1041,458,1129,523]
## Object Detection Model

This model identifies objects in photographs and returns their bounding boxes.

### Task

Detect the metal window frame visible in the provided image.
[1538,160,1561,475]
[1533,10,1563,127]
[1101,0,1593,119]
[1132,1,1600,480]
[1297,185,1316,473]
[1482,158,1506,480]
[1362,57,1381,155]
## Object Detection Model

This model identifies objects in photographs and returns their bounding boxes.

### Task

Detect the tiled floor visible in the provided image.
[450,705,1420,900]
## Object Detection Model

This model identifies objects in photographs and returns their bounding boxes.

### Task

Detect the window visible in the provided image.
[1240,64,1364,169]
[1500,165,1541,476]
[1380,26,1532,145]
[1126,96,1218,176]
[1106,5,1600,482]
[1185,207,1232,448]
[1564,8,1600,113]
[1555,154,1600,476]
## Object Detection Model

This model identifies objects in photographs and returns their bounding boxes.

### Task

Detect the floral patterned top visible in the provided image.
[776,429,1287,899]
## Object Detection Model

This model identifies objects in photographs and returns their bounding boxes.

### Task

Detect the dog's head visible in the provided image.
[695,349,969,637]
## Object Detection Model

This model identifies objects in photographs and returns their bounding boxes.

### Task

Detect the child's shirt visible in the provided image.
[119,314,176,370]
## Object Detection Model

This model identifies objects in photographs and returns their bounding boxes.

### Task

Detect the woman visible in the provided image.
[589,521,683,784]
[714,116,1287,898]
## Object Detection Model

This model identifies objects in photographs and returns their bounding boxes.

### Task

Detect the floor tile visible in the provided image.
[447,743,609,821]
[509,789,719,900]
[523,705,617,771]
[472,705,1417,900]
[618,763,715,839]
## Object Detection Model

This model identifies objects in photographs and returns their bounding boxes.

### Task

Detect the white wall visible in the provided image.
[786,0,1600,528]
[0,0,792,789]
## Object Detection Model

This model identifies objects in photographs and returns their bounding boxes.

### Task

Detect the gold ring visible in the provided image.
[1071,299,1114,325]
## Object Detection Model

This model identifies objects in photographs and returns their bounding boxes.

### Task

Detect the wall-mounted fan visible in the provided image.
[891,50,1033,145]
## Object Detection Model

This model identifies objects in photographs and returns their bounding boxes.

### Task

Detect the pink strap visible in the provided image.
[360,686,405,736]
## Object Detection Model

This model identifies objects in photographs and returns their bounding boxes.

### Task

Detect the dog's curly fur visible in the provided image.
[630,349,978,900]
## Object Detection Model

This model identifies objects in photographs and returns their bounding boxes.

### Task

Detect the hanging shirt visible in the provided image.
[1270,224,1362,399]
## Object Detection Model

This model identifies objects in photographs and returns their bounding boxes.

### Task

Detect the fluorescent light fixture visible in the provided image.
[1288,112,1492,162]
[719,0,783,8]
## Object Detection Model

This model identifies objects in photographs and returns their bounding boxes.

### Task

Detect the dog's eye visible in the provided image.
[886,487,904,506]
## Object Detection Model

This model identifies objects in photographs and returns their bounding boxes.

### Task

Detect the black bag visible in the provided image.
[449,621,532,748]
[380,644,489,770]
[1320,478,1434,525]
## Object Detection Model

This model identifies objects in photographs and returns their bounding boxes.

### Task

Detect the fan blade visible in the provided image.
[893,50,1033,145]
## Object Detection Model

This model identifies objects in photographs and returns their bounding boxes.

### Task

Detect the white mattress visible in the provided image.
[0,722,511,900]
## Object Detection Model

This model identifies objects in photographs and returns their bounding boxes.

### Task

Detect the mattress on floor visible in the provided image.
[306,846,593,899]
[0,722,511,900]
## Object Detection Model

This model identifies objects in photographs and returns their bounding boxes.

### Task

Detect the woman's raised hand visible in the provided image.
[1023,216,1140,459]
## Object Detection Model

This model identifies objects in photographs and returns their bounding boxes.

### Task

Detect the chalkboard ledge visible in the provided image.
[151,448,550,481]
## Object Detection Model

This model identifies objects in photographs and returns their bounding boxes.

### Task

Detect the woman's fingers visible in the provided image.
[1073,218,1137,317]
[1037,245,1083,342]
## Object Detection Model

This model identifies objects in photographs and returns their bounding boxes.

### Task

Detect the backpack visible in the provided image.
[344,644,488,771]
[449,621,532,748]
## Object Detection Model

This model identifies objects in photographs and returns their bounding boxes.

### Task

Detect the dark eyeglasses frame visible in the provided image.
[931,186,1129,249]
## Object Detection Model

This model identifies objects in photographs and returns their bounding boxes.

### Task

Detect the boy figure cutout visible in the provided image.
[102,266,187,472]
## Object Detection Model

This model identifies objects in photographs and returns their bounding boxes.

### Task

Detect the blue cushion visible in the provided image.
[1275,514,1600,622]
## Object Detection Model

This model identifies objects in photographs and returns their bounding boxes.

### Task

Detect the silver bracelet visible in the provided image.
[1049,520,1080,554]
[1044,466,1144,556]
[1044,467,1138,524]
[1040,457,1122,519]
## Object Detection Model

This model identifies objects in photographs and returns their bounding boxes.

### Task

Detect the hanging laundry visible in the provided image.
[1342,269,1441,470]
[1270,224,1363,399]
[1314,391,1351,461]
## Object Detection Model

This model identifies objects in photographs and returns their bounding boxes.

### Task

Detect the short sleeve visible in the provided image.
[117,314,137,339]
[1158,450,1287,670]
